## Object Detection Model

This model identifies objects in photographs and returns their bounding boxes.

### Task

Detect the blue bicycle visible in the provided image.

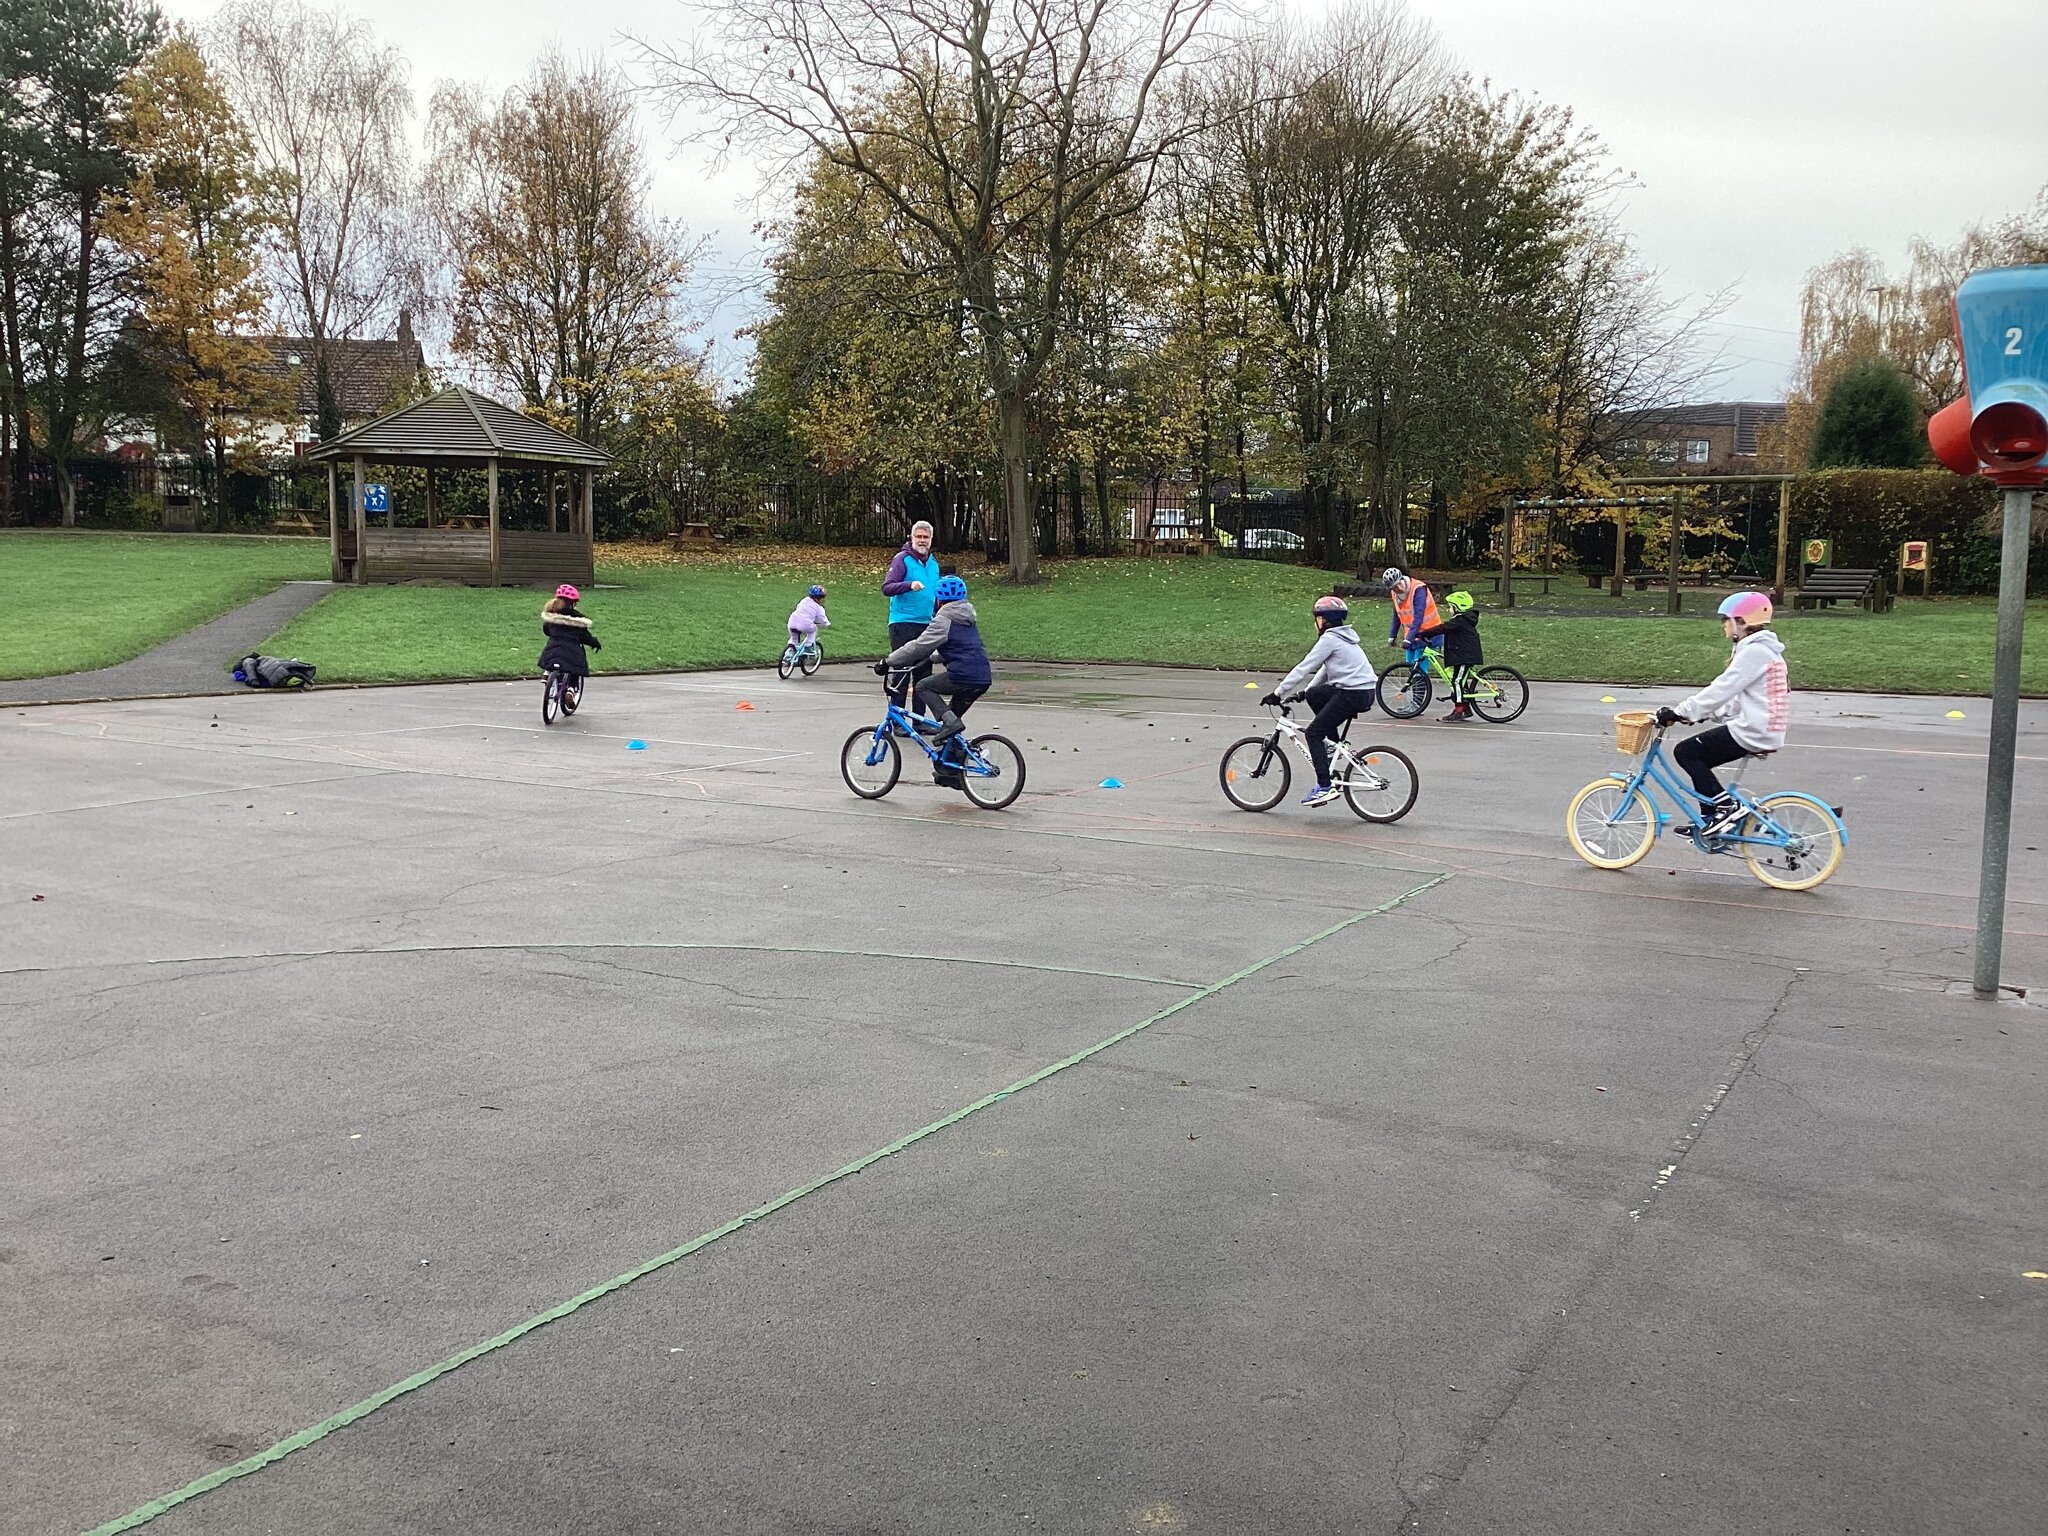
[778,633,824,679]
[840,672,1026,809]
[1566,713,1845,890]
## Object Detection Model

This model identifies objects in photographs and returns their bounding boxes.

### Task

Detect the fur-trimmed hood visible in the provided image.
[542,607,591,628]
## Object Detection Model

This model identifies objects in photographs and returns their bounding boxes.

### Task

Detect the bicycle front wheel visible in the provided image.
[1219,735,1290,811]
[800,644,823,677]
[1339,744,1418,823]
[840,727,901,799]
[541,673,560,724]
[1469,666,1528,723]
[1742,793,1845,891]
[1566,776,1655,869]
[961,733,1025,810]
[1378,664,1429,718]
[777,645,797,680]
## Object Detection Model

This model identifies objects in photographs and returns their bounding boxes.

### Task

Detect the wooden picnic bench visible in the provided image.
[1794,567,1892,613]
[668,521,721,550]
[1480,572,1556,596]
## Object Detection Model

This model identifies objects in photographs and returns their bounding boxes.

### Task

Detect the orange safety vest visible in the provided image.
[1391,583,1441,644]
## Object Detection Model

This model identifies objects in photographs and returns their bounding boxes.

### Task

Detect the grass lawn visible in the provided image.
[0,530,329,679]
[260,544,2048,696]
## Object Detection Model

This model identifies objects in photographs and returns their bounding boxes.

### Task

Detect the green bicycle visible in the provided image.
[1378,645,1528,722]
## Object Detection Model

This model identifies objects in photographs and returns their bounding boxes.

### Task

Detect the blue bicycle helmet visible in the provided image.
[934,575,968,604]
[808,584,826,599]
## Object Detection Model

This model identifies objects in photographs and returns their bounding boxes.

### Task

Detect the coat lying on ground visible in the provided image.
[234,654,316,688]
[538,606,602,676]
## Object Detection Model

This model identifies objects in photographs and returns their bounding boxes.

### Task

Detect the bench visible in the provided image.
[272,513,318,537]
[1794,567,1892,614]
[668,522,721,549]
[1481,573,1555,596]
[1631,569,1715,591]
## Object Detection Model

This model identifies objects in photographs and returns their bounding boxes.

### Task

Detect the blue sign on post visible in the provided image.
[362,483,390,514]
[1954,265,2048,480]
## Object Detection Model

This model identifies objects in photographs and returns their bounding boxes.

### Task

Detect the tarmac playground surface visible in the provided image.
[4,663,2045,1535]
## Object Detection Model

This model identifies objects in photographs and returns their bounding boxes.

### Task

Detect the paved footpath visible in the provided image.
[0,581,333,705]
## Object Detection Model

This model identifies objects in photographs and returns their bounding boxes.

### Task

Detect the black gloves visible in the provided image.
[1260,692,1282,706]
[589,639,602,651]
[873,660,891,676]
[1655,706,1681,727]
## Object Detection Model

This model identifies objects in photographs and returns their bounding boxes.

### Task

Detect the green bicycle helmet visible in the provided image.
[1444,590,1475,616]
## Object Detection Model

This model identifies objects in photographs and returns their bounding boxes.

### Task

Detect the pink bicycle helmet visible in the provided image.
[1717,591,1771,627]
[555,584,581,602]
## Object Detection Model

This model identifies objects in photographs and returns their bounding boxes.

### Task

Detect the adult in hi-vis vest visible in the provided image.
[1383,567,1442,659]
[882,521,943,683]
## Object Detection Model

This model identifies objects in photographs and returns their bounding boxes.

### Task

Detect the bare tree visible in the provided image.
[425,55,693,444]
[645,0,1216,581]
[1213,2,1445,567]
[209,0,413,441]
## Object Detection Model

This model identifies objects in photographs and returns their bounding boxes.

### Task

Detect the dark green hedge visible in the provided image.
[1788,470,2044,595]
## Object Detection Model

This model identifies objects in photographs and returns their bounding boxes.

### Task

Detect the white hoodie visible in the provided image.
[1677,629,1789,753]
[1279,624,1378,695]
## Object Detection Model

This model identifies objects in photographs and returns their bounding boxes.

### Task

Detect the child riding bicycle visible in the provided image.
[1262,594,1377,807]
[1654,591,1789,836]
[1413,589,1482,723]
[539,583,601,699]
[787,584,830,649]
[876,573,992,790]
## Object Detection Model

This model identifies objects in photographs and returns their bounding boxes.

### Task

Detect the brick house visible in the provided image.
[1608,401,1788,475]
[255,311,429,455]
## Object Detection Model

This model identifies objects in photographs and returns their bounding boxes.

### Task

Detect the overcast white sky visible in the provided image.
[161,0,2048,400]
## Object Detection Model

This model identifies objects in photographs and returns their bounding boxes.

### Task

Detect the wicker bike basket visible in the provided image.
[1613,711,1656,754]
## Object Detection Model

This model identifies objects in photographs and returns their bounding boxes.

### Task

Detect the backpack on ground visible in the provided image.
[234,653,316,689]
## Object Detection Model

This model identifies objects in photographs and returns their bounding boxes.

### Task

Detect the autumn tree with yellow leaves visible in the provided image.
[104,26,290,524]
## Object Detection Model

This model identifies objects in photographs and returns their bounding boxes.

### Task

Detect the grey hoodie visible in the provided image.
[1279,624,1378,695]
[1678,628,1789,752]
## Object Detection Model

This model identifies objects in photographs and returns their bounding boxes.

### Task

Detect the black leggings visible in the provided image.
[1303,683,1375,786]
[915,669,987,733]
[1673,725,1750,801]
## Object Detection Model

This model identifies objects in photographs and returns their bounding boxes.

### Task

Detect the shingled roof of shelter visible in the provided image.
[307,385,612,466]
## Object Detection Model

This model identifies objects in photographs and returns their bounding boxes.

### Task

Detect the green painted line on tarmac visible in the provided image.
[81,874,1450,1535]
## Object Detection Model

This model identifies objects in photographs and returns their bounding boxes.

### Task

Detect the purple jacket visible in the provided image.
[882,542,942,625]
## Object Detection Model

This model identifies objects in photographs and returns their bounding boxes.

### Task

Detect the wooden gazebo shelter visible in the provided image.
[309,385,611,586]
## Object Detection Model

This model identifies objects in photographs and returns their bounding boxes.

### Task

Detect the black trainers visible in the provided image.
[1697,798,1745,837]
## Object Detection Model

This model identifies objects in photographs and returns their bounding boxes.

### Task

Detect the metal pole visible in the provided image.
[1971,484,2035,998]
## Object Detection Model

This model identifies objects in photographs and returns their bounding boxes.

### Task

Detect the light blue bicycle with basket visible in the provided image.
[1566,710,1846,890]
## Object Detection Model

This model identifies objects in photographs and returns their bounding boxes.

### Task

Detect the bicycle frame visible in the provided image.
[861,677,998,777]
[1263,704,1389,786]
[1607,731,1787,850]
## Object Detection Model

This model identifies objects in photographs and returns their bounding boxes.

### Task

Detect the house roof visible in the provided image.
[307,385,612,467]
[255,334,426,419]
[1622,401,1788,456]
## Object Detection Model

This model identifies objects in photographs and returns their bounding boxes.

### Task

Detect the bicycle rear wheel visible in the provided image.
[540,672,560,724]
[961,733,1025,810]
[840,727,901,799]
[1339,744,1418,823]
[1219,736,1290,811]
[562,676,582,715]
[1378,664,1429,718]
[1566,776,1655,869]
[777,645,797,680]
[800,643,823,677]
[1742,793,1845,891]
[1468,666,1527,723]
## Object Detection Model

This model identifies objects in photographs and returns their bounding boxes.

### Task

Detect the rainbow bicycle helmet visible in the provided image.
[934,575,968,604]
[1312,594,1350,624]
[555,584,580,602]
[1717,591,1772,626]
[1443,590,1475,616]
[808,584,826,599]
